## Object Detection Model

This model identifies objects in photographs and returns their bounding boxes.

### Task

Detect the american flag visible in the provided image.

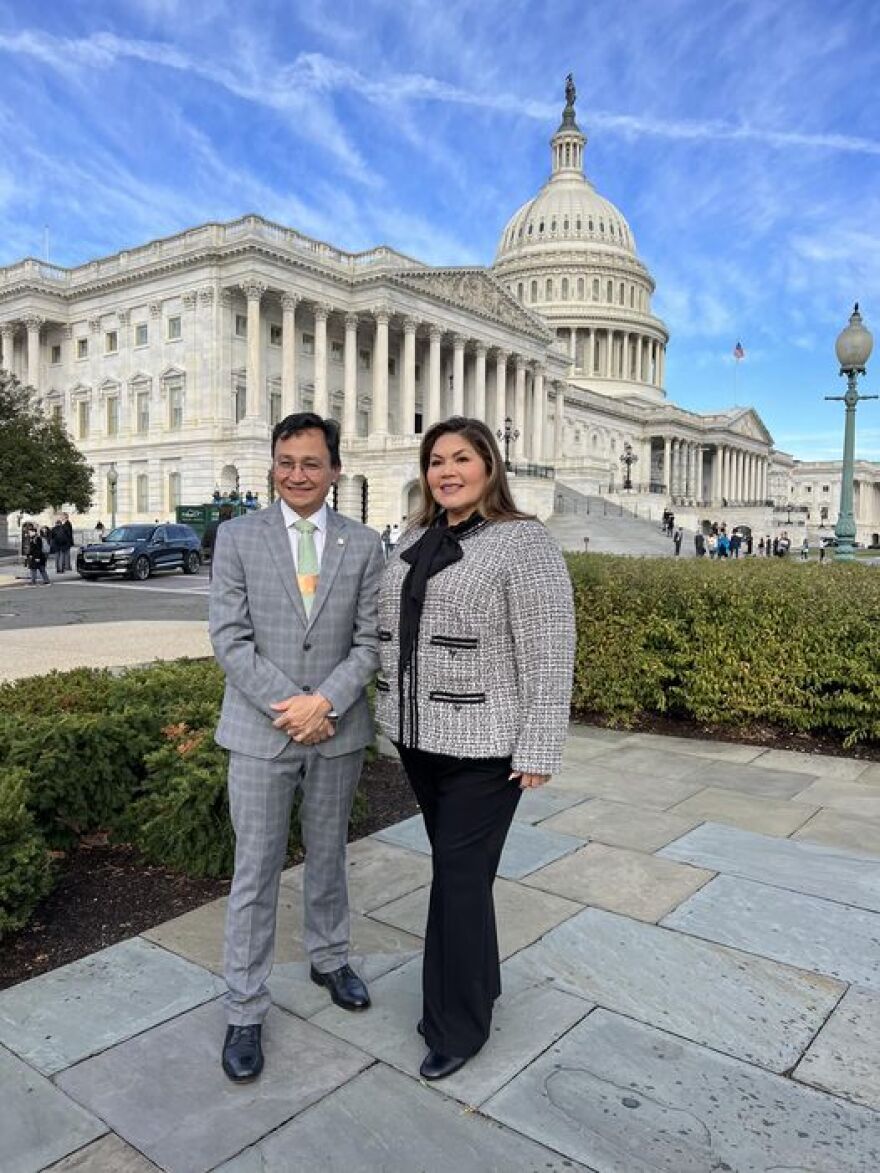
[733,341,745,361]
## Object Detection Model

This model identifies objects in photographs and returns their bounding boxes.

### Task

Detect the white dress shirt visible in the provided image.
[278,499,328,572]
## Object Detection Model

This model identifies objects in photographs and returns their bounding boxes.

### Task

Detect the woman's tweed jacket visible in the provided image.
[376,518,575,775]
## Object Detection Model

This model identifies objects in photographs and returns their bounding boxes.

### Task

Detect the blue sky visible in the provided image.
[1,0,878,460]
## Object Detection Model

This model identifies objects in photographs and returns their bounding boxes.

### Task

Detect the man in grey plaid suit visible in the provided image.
[210,413,384,1081]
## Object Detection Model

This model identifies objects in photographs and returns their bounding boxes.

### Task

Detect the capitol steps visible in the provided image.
[546,484,689,557]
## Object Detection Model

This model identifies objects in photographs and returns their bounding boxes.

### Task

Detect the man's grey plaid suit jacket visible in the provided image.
[209,500,384,760]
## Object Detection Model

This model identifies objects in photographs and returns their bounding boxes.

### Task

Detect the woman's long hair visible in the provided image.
[408,417,534,529]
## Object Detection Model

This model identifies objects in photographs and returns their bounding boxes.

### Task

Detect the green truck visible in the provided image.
[175,502,250,539]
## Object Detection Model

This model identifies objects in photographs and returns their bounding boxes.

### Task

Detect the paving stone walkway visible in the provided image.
[2,724,880,1172]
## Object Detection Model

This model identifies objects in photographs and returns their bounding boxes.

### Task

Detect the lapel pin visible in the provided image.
[337,537,345,546]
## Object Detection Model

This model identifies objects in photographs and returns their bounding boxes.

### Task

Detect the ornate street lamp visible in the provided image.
[496,416,520,472]
[107,462,118,531]
[619,442,639,491]
[826,304,877,561]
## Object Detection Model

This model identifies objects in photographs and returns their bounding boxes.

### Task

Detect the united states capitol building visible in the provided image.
[2,80,878,545]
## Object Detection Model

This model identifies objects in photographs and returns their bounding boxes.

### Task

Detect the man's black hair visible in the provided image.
[271,412,341,468]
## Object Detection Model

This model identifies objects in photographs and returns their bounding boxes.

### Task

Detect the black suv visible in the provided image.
[77,524,202,581]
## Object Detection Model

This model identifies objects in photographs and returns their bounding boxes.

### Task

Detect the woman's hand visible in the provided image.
[510,771,551,789]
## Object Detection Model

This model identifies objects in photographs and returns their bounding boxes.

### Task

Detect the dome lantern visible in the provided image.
[550,73,586,180]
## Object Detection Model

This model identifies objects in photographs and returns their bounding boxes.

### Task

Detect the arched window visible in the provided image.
[577,277,585,298]
[561,277,569,300]
[629,286,635,307]
[610,224,615,236]
[565,143,571,165]
[599,221,605,233]
[563,218,569,231]
[606,280,613,301]
[576,217,582,231]
[619,282,625,305]
[527,222,533,235]
[531,280,538,302]
[538,220,545,233]
[551,219,557,233]
[545,277,553,299]
[592,277,600,299]
[517,282,524,301]
[588,218,594,231]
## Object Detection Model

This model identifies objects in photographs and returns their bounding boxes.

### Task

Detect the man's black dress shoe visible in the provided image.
[222,1024,263,1082]
[419,1048,468,1081]
[417,1018,425,1038]
[310,963,371,1010]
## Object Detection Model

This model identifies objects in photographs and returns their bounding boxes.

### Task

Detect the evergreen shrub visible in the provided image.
[566,554,880,746]
[0,767,53,934]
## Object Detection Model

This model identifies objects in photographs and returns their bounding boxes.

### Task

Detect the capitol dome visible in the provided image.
[492,76,669,404]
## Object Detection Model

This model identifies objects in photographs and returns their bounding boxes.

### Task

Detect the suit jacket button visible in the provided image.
[303,685,312,692]
[303,642,312,651]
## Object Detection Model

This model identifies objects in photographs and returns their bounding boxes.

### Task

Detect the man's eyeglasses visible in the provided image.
[273,458,326,474]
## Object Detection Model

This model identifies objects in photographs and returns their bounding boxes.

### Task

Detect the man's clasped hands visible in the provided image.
[270,693,335,745]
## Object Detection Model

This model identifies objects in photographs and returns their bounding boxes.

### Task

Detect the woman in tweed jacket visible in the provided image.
[376,416,574,1081]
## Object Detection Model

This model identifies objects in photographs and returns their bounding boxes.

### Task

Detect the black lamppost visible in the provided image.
[826,303,876,561]
[619,442,638,491]
[496,417,520,471]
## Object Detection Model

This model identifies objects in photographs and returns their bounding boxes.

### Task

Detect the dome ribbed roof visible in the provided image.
[495,178,636,263]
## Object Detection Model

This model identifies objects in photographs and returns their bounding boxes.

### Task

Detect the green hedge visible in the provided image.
[567,554,880,746]
[1,658,370,939]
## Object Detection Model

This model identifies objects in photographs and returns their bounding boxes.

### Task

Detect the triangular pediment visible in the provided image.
[388,267,551,340]
[728,408,773,445]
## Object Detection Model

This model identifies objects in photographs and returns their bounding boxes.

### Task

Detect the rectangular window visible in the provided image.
[234,383,247,423]
[77,338,88,360]
[301,332,315,355]
[77,400,90,439]
[270,390,282,426]
[52,404,63,424]
[136,473,149,512]
[388,357,397,376]
[330,340,344,363]
[167,316,182,341]
[168,472,181,510]
[50,344,62,364]
[105,330,118,354]
[235,314,248,338]
[137,392,150,435]
[822,484,830,493]
[135,323,148,346]
[269,323,282,347]
[358,348,371,370]
[169,383,183,430]
[106,397,119,436]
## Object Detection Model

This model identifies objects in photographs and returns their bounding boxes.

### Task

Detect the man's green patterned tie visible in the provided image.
[294,519,319,616]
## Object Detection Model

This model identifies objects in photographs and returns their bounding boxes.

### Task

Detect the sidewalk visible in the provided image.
[2,724,879,1171]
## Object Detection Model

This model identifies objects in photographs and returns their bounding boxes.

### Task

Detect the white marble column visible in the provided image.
[401,318,417,435]
[657,345,666,388]
[604,330,613,378]
[370,307,389,436]
[24,316,43,390]
[342,313,358,438]
[568,328,577,370]
[663,436,672,494]
[531,365,545,462]
[281,293,299,417]
[494,350,508,431]
[0,323,15,374]
[241,281,266,418]
[695,445,704,503]
[313,303,330,418]
[514,357,526,460]
[553,385,564,459]
[451,334,465,417]
[586,328,595,377]
[473,342,487,422]
[427,326,442,426]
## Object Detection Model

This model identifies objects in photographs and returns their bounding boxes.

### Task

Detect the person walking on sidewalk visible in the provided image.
[375,416,574,1082]
[26,528,50,585]
[209,412,384,1083]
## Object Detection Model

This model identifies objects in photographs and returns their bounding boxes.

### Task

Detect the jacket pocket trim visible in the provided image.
[428,690,486,705]
[378,629,393,642]
[429,635,478,649]
[375,678,391,692]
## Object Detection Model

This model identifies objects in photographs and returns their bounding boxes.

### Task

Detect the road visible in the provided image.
[0,564,209,632]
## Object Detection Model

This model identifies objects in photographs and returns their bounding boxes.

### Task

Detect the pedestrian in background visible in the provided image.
[673,526,683,556]
[27,528,50,585]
